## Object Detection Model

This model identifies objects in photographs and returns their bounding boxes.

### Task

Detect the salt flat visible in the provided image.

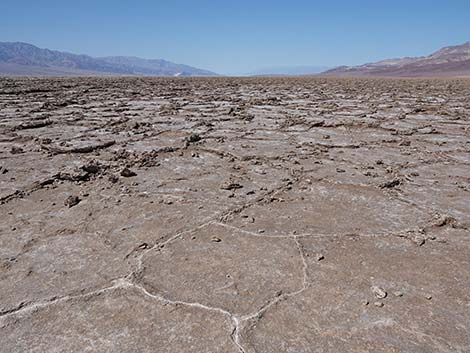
[0,77,469,353]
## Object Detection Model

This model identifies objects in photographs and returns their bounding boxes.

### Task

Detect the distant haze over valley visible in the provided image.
[248,66,331,76]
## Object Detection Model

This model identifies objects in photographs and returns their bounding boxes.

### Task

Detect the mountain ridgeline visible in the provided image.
[323,42,470,77]
[2,41,470,77]
[0,42,217,76]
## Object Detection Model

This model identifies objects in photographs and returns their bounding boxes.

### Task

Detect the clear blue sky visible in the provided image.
[1,0,469,75]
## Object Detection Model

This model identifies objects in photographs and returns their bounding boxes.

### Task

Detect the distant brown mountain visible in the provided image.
[0,42,218,77]
[323,42,470,77]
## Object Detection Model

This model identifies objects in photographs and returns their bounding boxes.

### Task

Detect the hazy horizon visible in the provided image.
[2,0,470,75]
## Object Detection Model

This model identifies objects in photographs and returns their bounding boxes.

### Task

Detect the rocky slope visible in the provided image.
[0,42,217,76]
[324,42,470,77]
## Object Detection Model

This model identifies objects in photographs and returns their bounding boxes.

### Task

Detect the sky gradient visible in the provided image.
[2,0,470,75]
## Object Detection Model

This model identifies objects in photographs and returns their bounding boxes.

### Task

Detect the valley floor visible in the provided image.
[1,77,469,352]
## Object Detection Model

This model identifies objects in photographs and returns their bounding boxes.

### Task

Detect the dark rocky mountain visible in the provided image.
[0,42,217,76]
[323,42,470,77]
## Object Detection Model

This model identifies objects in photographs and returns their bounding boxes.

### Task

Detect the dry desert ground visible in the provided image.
[0,77,469,352]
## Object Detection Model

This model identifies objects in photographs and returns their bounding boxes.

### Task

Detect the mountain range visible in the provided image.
[0,42,217,76]
[323,42,470,77]
[1,41,470,77]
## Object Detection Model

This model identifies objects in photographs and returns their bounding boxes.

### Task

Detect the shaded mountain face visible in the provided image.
[99,56,216,76]
[323,42,470,77]
[0,42,217,76]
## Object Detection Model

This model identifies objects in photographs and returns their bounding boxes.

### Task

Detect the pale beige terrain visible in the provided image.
[0,77,469,353]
